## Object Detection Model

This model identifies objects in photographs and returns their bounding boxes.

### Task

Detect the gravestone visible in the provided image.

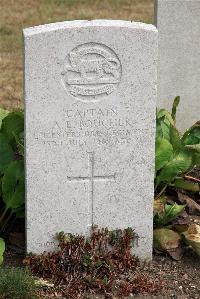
[24,20,157,260]
[156,0,200,132]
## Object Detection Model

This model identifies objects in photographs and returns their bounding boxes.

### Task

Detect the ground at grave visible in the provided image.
[2,216,200,299]
[0,0,153,110]
[4,247,200,298]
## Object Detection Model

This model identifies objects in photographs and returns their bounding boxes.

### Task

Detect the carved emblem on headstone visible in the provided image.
[61,43,122,102]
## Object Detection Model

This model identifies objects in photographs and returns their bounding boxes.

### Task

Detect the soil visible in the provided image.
[139,251,200,299]
[71,251,200,299]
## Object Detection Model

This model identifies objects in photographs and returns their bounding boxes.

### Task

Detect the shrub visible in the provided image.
[24,226,163,298]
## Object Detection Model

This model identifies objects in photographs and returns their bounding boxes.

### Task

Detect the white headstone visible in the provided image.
[156,0,200,132]
[24,20,157,260]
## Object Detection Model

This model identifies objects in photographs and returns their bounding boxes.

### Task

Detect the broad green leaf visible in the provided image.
[0,133,14,175]
[13,131,24,157]
[174,178,200,192]
[170,125,182,152]
[0,238,5,265]
[171,96,180,122]
[156,109,173,140]
[155,138,173,171]
[182,224,200,256]
[156,118,163,139]
[154,202,185,227]
[193,153,200,166]
[164,204,185,223]
[185,144,200,153]
[0,108,9,128]
[156,151,192,185]
[156,111,172,140]
[1,111,24,144]
[153,228,182,260]
[157,109,174,125]
[161,121,171,140]
[13,205,25,219]
[2,160,25,209]
[184,144,200,166]
[182,122,200,145]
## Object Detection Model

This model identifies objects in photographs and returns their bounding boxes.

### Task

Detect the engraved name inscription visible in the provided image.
[36,241,57,248]
[34,107,133,147]
[61,43,122,102]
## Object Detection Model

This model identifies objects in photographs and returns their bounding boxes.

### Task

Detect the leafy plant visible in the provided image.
[0,267,38,299]
[154,97,200,259]
[0,109,24,235]
[24,226,163,298]
[153,196,185,228]
[155,97,200,192]
[154,97,200,228]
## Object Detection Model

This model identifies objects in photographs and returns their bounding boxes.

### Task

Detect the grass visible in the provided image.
[0,0,154,110]
[0,267,38,299]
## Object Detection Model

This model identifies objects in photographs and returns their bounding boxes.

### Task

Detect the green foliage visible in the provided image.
[171,96,180,122]
[2,161,25,209]
[154,98,200,258]
[0,238,5,265]
[155,97,200,190]
[174,178,200,192]
[0,108,9,128]
[0,108,24,239]
[156,151,192,186]
[0,133,14,175]
[0,267,38,299]
[1,111,24,145]
[154,197,185,227]
[155,138,173,171]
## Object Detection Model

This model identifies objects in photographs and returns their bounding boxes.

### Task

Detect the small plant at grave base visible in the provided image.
[0,267,38,299]
[154,97,200,259]
[24,226,163,298]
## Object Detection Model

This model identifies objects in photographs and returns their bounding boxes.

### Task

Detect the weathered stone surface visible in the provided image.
[156,0,200,132]
[24,20,157,259]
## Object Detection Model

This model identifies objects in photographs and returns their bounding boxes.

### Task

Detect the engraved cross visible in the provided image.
[67,152,116,226]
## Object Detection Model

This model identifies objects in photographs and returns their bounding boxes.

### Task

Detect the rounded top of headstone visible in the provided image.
[23,20,157,37]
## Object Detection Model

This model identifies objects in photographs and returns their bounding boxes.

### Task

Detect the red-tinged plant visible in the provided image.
[24,226,163,298]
